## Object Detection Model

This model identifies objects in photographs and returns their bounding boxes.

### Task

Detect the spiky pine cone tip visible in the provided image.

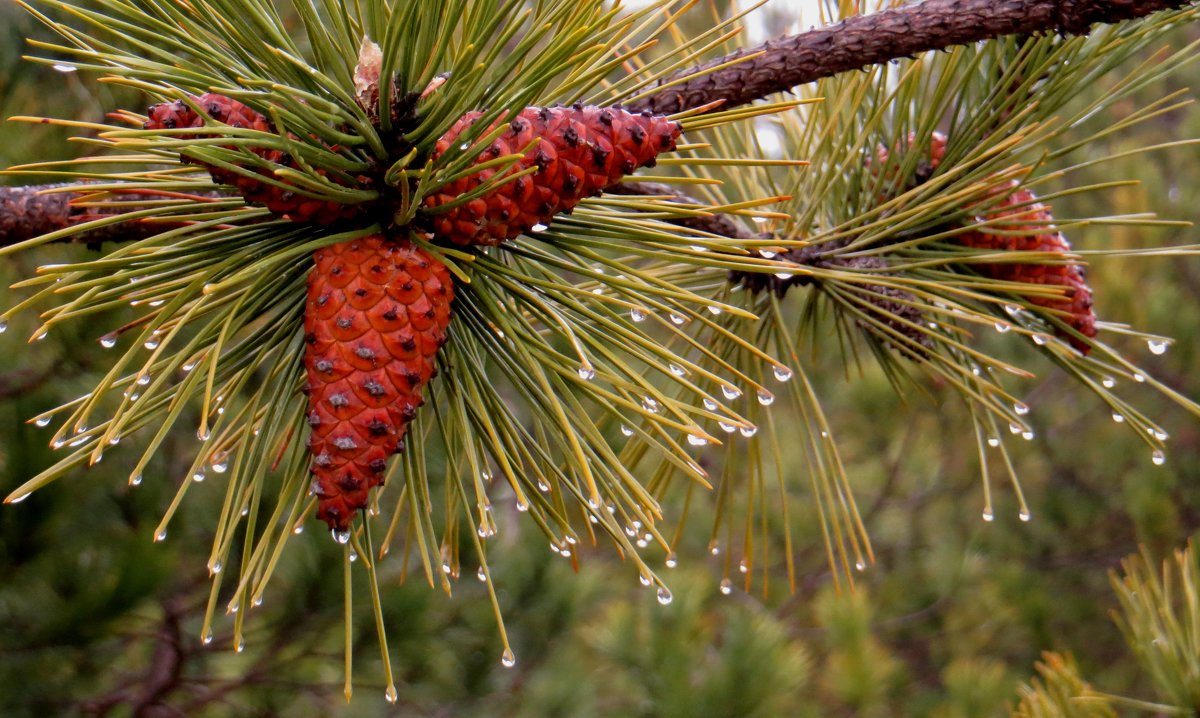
[304,234,454,532]
[423,105,683,246]
[144,93,369,224]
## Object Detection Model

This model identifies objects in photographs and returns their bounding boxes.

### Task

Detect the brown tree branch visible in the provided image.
[627,0,1192,115]
[0,0,1190,247]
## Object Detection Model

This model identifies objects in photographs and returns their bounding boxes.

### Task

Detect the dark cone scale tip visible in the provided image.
[304,234,454,531]
[144,93,368,224]
[423,105,683,246]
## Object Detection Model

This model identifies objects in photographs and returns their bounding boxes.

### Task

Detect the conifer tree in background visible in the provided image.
[2,0,1200,713]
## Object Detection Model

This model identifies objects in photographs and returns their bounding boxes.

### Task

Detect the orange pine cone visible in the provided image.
[423,105,683,246]
[958,185,1096,353]
[303,234,454,532]
[144,93,367,224]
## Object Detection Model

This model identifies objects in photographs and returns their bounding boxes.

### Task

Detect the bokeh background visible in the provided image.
[2,2,1199,716]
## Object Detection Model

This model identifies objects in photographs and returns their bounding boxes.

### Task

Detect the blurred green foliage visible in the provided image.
[2,4,1200,717]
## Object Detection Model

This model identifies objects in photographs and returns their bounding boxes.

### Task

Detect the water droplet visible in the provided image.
[192,470,205,483]
[530,223,548,232]
[1021,430,1034,441]
[137,374,151,386]
[981,510,994,522]
[253,596,263,607]
[537,478,551,492]
[1152,429,1170,441]
[1004,304,1021,317]
[349,550,358,562]
[759,249,777,259]
[1148,339,1171,355]
[656,587,673,605]
[618,424,634,439]
[129,473,143,486]
[293,523,304,534]
[1018,510,1032,522]
[501,649,516,668]
[331,529,350,545]
[577,365,595,380]
[987,436,1000,448]
[182,362,196,372]
[99,335,118,349]
[0,319,7,334]
[738,559,749,574]
[235,638,245,653]
[665,552,677,568]
[718,421,736,433]
[773,365,793,382]
[69,436,87,447]
[668,313,687,325]
[709,543,720,556]
[706,305,723,316]
[1009,422,1023,434]
[642,396,659,413]
[1152,449,1166,466]
[669,363,687,377]
[148,299,165,307]
[9,492,30,504]
[52,63,77,73]
[721,385,742,400]
[638,572,651,586]
[128,392,140,402]
[1102,376,1116,389]
[458,142,470,150]
[702,398,718,411]
[108,435,121,446]
[144,338,159,350]
[738,425,758,438]
[197,427,210,441]
[719,578,733,595]
[1032,334,1047,346]
[756,389,775,406]
[1112,412,1125,423]
[35,417,51,428]
[855,560,867,572]
[1014,401,1029,416]
[210,560,223,575]
[994,322,1011,334]
[155,529,168,542]
[386,686,398,704]
[686,434,708,447]
[210,458,228,473]
[630,308,647,322]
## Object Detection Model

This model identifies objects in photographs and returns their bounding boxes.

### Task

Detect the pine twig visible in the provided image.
[627,0,1192,115]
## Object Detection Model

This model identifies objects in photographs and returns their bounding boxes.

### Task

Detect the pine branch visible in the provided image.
[627,0,1192,115]
[0,184,225,247]
[1,0,1190,247]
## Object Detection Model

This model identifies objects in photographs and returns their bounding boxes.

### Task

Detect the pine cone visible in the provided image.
[303,234,454,531]
[144,94,368,224]
[423,105,683,246]
[876,132,1096,353]
[959,185,1096,352]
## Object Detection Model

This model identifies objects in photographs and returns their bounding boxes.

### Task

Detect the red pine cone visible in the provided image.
[423,105,683,246]
[958,185,1096,353]
[303,234,454,531]
[144,93,366,224]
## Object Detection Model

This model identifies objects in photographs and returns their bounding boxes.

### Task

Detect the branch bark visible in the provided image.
[627,0,1191,116]
[0,0,1191,247]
